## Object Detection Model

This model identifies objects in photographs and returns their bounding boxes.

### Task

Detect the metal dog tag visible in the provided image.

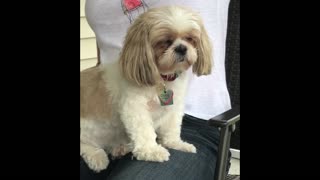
[158,89,174,106]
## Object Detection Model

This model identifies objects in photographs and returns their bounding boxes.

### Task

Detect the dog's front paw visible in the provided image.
[133,145,170,162]
[82,149,109,172]
[162,141,197,153]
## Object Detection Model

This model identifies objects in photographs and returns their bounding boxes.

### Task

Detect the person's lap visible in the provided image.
[80,115,225,180]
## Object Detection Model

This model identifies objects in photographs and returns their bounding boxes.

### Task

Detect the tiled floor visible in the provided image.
[229,158,240,175]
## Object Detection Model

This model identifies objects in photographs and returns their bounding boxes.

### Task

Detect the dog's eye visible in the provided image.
[165,40,173,46]
[186,37,193,42]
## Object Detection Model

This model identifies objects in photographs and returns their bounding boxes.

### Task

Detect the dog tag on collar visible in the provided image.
[158,89,174,106]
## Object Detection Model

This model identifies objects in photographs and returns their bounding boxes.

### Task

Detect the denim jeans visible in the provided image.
[80,114,230,180]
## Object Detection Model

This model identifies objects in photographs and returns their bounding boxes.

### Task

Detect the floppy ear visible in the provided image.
[193,21,213,76]
[119,18,159,87]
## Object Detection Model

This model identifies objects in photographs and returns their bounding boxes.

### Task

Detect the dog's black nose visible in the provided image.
[175,44,187,56]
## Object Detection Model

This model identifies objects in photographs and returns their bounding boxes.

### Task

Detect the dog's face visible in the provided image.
[120,6,212,86]
[151,19,200,74]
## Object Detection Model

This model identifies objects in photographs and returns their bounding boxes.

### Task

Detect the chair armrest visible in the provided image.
[208,106,240,128]
[209,106,240,180]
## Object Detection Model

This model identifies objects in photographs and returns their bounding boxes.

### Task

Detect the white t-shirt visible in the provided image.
[85,0,231,120]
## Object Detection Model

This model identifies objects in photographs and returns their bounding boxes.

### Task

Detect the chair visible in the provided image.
[90,0,240,179]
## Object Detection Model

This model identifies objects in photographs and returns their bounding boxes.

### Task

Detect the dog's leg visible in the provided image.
[157,114,196,153]
[80,142,109,172]
[120,102,170,162]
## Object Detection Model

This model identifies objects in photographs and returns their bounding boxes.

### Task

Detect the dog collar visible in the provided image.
[161,73,179,81]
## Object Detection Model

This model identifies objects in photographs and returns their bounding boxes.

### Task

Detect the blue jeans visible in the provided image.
[80,114,230,180]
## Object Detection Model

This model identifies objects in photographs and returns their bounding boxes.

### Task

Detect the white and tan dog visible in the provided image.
[80,6,212,172]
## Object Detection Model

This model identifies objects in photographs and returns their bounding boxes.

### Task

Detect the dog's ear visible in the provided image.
[119,18,159,87]
[193,20,213,76]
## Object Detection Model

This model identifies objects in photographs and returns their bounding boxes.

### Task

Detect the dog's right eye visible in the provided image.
[165,40,173,46]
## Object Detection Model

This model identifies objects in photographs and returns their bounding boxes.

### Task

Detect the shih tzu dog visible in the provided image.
[80,6,212,172]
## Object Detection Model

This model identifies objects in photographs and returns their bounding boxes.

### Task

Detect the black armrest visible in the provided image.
[209,106,240,180]
[208,106,240,128]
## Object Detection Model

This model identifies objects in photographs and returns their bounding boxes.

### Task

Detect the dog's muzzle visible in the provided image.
[175,45,187,62]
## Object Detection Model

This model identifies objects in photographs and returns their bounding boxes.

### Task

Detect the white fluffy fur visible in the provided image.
[80,6,212,172]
